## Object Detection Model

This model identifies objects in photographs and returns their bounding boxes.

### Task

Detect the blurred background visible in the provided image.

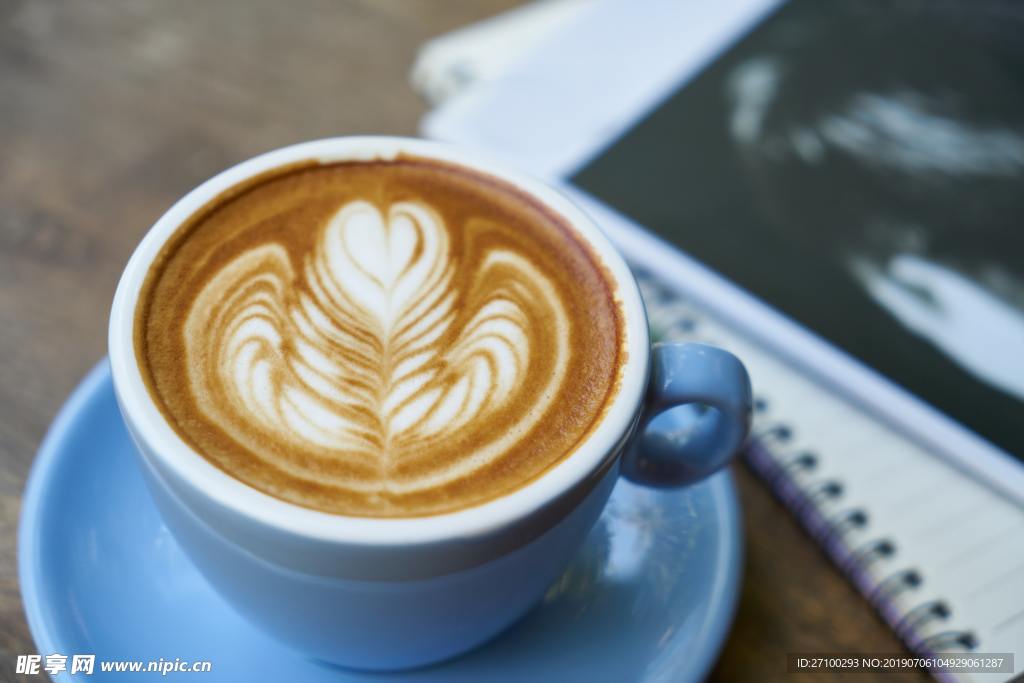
[4,1,993,680]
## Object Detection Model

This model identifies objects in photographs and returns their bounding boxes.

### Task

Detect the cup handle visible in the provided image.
[622,342,753,487]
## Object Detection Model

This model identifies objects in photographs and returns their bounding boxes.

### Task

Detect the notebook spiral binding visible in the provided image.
[634,270,979,660]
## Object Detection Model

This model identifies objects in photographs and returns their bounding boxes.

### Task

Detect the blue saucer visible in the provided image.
[19,361,742,682]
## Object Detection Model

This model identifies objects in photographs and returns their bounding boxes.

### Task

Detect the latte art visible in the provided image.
[136,157,624,516]
[187,200,568,493]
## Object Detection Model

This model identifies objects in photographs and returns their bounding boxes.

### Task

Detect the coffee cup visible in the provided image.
[109,137,751,670]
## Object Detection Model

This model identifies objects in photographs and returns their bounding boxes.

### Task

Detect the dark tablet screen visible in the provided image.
[572,0,1024,462]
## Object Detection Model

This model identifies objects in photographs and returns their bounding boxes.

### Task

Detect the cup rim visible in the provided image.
[108,136,649,547]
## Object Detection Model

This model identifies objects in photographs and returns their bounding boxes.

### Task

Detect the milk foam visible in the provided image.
[184,199,569,494]
[138,157,623,517]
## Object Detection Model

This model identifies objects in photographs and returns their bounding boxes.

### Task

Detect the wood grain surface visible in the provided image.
[0,2,926,681]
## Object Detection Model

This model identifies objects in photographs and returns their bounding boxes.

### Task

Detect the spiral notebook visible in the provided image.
[415,0,1024,679]
[636,269,1024,683]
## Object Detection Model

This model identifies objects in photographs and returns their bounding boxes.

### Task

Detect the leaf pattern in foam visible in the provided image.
[184,200,568,490]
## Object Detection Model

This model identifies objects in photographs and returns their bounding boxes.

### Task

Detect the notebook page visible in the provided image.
[639,273,1024,683]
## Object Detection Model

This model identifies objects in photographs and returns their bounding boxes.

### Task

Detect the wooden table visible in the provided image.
[0,2,926,681]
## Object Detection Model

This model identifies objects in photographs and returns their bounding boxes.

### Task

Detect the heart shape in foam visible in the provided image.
[184,200,569,496]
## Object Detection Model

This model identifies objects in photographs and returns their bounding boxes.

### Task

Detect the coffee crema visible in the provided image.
[135,156,625,517]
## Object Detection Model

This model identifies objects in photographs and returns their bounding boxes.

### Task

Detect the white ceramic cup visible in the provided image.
[109,137,751,670]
